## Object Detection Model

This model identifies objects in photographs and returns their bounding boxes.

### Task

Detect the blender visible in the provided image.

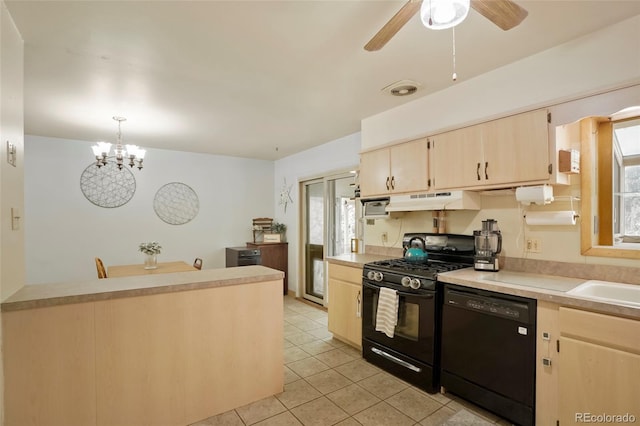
[474,219,502,271]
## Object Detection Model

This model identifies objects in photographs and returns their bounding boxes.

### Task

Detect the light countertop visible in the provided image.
[326,254,640,320]
[326,253,392,267]
[439,269,640,320]
[1,265,284,312]
[327,253,390,268]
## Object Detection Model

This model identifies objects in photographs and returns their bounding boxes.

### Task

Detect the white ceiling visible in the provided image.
[6,0,640,160]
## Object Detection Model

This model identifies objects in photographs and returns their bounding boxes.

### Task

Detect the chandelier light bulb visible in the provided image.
[126,144,139,157]
[97,142,112,155]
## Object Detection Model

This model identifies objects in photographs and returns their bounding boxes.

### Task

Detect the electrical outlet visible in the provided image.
[381,232,388,243]
[526,238,541,253]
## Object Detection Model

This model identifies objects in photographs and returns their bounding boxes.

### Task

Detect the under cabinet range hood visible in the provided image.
[386,191,481,212]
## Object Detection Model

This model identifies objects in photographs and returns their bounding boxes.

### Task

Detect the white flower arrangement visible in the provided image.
[139,241,162,255]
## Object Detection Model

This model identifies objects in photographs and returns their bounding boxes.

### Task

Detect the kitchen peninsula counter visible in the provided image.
[2,265,284,426]
[2,264,283,312]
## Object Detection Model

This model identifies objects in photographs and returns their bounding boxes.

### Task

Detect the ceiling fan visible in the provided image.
[364,0,528,51]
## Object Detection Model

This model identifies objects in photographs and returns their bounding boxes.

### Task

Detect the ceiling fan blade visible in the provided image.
[364,0,423,51]
[471,0,528,30]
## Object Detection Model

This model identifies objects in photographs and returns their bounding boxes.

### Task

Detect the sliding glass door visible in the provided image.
[328,175,357,258]
[302,179,325,303]
[301,172,357,304]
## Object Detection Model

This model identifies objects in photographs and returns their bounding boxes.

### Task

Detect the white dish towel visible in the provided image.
[375,287,399,338]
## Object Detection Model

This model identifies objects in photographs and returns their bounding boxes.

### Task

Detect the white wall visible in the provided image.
[274,132,361,294]
[1,1,25,299]
[25,135,274,284]
[362,14,640,150]
[1,2,24,422]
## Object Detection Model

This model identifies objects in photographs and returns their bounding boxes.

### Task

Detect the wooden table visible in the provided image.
[108,261,198,278]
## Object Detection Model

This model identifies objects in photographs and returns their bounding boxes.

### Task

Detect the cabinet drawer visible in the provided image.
[559,307,640,354]
[328,263,362,285]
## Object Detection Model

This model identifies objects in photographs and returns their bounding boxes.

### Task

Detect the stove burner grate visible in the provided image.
[364,259,471,283]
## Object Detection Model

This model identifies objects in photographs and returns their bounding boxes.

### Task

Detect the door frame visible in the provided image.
[300,177,325,304]
[298,168,358,306]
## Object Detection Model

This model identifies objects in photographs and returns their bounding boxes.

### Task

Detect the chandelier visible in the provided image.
[91,116,146,170]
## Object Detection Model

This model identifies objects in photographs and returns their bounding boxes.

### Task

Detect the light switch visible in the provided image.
[6,141,16,167]
[11,207,20,230]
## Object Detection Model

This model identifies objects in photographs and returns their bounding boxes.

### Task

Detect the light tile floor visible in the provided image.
[192,296,513,426]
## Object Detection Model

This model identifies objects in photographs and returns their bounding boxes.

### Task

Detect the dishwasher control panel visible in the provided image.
[444,286,534,323]
[464,299,521,319]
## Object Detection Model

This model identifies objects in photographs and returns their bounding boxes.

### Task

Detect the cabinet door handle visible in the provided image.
[356,290,362,318]
[390,176,395,190]
[485,161,489,180]
[476,162,481,181]
[385,176,390,190]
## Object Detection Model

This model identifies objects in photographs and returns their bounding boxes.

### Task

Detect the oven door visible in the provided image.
[362,280,437,364]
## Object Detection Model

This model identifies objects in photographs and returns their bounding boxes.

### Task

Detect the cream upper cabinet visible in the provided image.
[359,148,392,197]
[431,109,551,190]
[482,109,550,185]
[558,307,640,424]
[327,263,363,348]
[430,125,483,190]
[359,138,429,198]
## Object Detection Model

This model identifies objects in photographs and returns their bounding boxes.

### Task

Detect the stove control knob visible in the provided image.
[367,271,376,280]
[401,276,412,287]
[409,278,421,289]
[373,271,384,282]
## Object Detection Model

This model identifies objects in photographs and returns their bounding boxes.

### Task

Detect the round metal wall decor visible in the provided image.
[153,182,199,225]
[80,162,136,208]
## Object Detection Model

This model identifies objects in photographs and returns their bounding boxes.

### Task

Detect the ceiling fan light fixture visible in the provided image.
[420,0,470,30]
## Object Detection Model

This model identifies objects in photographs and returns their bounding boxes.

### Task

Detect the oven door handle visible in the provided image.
[370,347,422,372]
[363,282,434,299]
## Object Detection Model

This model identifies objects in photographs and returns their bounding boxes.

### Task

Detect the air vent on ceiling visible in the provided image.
[382,79,421,97]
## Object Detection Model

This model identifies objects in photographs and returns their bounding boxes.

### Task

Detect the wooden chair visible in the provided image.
[95,257,107,279]
[193,258,203,270]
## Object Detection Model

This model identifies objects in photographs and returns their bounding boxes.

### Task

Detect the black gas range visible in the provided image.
[361,233,474,394]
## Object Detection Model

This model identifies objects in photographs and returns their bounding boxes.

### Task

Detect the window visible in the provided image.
[612,118,640,241]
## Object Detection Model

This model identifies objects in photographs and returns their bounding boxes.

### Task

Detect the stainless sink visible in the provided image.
[567,280,640,308]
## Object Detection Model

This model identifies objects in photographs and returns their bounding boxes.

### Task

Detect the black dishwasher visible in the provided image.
[440,283,536,426]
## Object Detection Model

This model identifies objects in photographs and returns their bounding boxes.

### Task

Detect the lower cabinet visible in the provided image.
[327,263,363,349]
[536,301,560,426]
[558,307,640,424]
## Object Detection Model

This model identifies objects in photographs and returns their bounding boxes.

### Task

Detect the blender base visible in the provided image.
[474,258,500,271]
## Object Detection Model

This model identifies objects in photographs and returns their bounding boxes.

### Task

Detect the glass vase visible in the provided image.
[144,253,158,270]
